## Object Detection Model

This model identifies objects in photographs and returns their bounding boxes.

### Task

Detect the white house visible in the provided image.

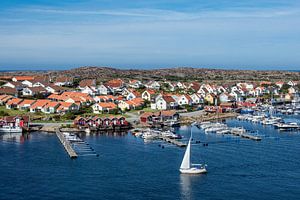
[141,89,157,101]
[146,81,161,90]
[189,93,203,104]
[255,87,264,96]
[217,86,227,94]
[287,81,298,86]
[41,102,61,114]
[33,81,47,88]
[219,93,230,103]
[154,95,178,110]
[176,82,187,89]
[21,80,33,87]
[97,84,110,95]
[177,95,192,106]
[45,85,63,94]
[17,99,36,110]
[128,80,143,88]
[92,102,117,114]
[22,87,46,96]
[81,86,97,96]
[54,77,73,86]
[230,91,243,102]
[126,91,141,100]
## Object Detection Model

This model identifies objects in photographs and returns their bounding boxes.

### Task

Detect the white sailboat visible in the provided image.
[179,126,207,174]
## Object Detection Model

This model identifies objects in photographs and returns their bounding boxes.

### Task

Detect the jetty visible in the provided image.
[158,135,187,147]
[55,129,78,159]
[230,129,262,141]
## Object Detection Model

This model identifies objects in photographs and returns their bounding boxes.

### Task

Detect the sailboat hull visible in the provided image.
[180,167,207,174]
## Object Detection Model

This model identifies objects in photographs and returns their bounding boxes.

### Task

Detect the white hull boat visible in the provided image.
[0,126,22,133]
[180,166,207,174]
[179,129,207,175]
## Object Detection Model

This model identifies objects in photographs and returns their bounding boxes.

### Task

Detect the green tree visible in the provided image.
[280,83,290,94]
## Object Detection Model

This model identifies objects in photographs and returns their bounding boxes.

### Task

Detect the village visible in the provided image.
[0,73,299,131]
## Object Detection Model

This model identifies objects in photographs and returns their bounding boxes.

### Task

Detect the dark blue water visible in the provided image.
[1,117,300,200]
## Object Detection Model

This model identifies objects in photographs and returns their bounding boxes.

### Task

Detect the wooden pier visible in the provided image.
[158,136,187,147]
[230,130,262,141]
[55,129,78,159]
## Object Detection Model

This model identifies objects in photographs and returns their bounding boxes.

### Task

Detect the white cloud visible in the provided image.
[12,6,300,22]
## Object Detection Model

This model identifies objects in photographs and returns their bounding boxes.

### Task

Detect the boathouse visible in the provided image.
[73,116,130,129]
[140,110,179,125]
[0,116,29,128]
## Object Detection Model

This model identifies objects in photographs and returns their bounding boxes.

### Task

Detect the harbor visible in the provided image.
[1,116,300,200]
[197,122,263,141]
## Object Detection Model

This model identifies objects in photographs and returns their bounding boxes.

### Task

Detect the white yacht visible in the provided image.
[63,132,82,142]
[0,125,22,133]
[142,130,158,140]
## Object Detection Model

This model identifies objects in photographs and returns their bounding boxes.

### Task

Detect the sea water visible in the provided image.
[0,117,300,200]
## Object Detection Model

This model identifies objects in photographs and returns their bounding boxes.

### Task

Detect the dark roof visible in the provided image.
[55,76,73,83]
[0,116,29,123]
[27,86,47,93]
[79,79,96,87]
[0,87,17,95]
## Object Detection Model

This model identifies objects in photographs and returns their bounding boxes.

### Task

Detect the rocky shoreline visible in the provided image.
[180,112,238,125]
[31,112,238,133]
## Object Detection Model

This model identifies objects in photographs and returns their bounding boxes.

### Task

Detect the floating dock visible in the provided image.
[230,130,262,141]
[55,129,78,159]
[158,136,187,147]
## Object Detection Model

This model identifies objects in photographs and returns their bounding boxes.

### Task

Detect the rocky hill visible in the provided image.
[50,66,300,82]
[1,66,300,82]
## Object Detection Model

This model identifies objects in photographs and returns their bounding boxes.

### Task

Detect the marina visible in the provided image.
[1,116,300,200]
[197,122,263,141]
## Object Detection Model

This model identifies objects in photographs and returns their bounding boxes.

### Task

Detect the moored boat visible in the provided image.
[0,125,22,133]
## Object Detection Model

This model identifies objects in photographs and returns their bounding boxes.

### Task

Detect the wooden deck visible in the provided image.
[230,130,262,141]
[55,129,78,159]
[158,136,187,147]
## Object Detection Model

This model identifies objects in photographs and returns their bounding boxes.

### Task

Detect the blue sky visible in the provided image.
[0,0,300,70]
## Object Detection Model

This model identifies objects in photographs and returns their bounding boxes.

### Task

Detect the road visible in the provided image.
[179,110,206,117]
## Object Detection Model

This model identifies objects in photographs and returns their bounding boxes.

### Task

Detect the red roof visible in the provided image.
[18,99,36,107]
[145,89,156,95]
[45,101,60,107]
[162,95,176,103]
[6,98,23,106]
[97,102,117,109]
[13,76,35,81]
[105,79,123,88]
[30,100,51,109]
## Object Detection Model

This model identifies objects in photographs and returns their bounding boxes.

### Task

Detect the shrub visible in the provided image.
[0,110,9,116]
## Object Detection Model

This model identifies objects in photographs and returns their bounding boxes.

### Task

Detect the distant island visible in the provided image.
[1,66,300,82]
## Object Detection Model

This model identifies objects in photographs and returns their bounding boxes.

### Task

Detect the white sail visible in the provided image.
[180,138,191,169]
